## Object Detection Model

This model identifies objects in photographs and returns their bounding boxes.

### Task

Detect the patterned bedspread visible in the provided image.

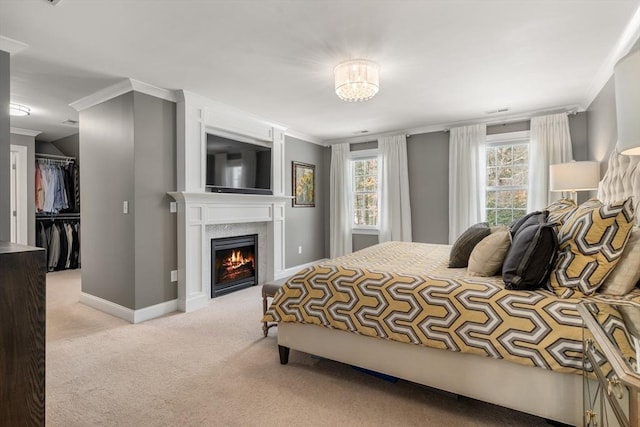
[264,241,640,375]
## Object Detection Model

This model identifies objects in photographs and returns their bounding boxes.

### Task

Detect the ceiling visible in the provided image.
[2,0,640,144]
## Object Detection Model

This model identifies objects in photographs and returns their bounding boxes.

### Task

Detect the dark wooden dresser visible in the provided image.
[0,241,46,426]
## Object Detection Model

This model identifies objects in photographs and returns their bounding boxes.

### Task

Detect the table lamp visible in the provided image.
[549,161,600,202]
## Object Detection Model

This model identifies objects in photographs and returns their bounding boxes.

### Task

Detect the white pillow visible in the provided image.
[467,230,511,277]
[599,228,640,295]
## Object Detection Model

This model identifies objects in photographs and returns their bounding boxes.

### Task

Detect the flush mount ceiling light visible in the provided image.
[334,59,379,102]
[9,103,31,116]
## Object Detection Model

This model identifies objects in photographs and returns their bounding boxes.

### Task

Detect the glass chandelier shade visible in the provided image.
[334,60,379,102]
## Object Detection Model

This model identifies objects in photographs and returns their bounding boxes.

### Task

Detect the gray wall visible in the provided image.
[132,92,177,309]
[0,51,10,241]
[80,91,177,310]
[9,133,36,245]
[284,135,328,268]
[407,131,450,244]
[80,92,136,308]
[587,77,618,176]
[569,112,588,161]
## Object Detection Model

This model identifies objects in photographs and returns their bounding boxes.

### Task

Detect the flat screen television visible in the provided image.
[205,133,272,195]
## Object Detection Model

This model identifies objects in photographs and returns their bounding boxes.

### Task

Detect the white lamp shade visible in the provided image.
[615,48,640,155]
[549,161,600,192]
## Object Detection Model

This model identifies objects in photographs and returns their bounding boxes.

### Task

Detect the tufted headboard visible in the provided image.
[597,149,640,224]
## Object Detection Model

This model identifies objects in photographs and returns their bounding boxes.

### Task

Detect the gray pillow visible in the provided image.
[449,222,491,268]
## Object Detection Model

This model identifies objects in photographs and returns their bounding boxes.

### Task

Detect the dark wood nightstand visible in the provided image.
[578,301,640,427]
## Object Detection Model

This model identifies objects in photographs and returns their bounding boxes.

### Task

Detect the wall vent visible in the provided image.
[486,107,510,114]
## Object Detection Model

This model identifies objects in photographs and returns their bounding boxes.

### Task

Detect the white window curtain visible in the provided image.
[527,112,573,212]
[330,143,353,258]
[448,124,487,244]
[379,134,412,243]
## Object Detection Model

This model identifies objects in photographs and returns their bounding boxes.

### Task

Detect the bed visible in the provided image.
[264,151,640,426]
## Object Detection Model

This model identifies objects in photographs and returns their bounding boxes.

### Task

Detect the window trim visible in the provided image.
[350,149,381,233]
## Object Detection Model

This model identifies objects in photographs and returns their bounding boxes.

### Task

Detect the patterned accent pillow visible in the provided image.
[545,198,577,228]
[449,222,491,268]
[549,198,635,298]
[467,229,511,277]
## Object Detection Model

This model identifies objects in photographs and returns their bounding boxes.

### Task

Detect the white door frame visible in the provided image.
[9,144,28,245]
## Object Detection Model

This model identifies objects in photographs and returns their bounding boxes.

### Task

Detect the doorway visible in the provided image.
[9,144,28,245]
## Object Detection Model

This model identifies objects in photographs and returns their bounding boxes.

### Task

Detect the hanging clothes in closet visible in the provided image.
[35,157,80,214]
[35,217,81,271]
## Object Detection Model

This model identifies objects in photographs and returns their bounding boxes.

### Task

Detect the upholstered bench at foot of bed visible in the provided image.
[262,277,288,337]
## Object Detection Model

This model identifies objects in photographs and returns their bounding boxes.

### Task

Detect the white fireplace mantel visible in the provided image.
[172,90,292,313]
[169,192,291,312]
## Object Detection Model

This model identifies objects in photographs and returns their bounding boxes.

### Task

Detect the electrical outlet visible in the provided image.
[298,246,302,254]
[170,270,178,282]
[170,202,177,213]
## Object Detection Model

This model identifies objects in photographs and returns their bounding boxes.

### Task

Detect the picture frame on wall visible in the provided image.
[292,161,315,207]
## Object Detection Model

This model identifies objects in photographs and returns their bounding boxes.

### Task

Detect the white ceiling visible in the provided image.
[2,0,640,143]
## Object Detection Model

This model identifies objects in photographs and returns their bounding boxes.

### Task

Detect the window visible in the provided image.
[485,131,530,226]
[351,152,380,230]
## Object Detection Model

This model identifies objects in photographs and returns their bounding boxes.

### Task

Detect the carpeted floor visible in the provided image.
[46,270,551,426]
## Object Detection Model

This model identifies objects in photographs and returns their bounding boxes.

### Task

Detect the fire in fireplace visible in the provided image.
[211,234,258,297]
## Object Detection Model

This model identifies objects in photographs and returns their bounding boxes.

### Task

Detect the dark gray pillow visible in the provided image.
[503,223,558,290]
[510,211,549,239]
[449,222,491,268]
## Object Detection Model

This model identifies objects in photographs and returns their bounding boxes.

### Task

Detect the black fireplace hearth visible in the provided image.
[211,234,258,297]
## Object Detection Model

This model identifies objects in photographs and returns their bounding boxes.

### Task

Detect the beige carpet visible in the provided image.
[46,270,551,426]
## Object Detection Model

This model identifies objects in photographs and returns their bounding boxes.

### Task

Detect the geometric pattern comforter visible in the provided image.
[264,242,640,376]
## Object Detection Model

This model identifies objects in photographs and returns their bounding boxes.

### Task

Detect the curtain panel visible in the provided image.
[330,143,352,258]
[527,112,573,212]
[448,124,487,243]
[378,134,412,243]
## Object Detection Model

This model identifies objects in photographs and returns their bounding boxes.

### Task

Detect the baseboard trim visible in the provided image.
[275,258,328,280]
[80,292,178,324]
[133,299,179,323]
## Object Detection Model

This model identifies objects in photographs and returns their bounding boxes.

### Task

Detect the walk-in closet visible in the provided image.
[35,151,81,272]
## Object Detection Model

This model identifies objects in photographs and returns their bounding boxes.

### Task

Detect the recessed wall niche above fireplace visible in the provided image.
[211,234,258,297]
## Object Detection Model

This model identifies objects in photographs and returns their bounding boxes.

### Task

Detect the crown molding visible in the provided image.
[285,129,327,146]
[10,127,42,137]
[177,89,289,132]
[0,36,28,55]
[583,4,640,108]
[70,78,177,111]
[327,104,583,145]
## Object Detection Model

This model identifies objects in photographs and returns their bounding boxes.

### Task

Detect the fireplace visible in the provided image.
[211,234,258,297]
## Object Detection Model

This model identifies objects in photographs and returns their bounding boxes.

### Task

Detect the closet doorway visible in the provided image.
[9,144,28,245]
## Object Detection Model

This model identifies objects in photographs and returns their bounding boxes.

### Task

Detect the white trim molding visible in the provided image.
[10,127,42,137]
[0,35,28,55]
[285,129,327,147]
[80,292,178,324]
[70,78,177,111]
